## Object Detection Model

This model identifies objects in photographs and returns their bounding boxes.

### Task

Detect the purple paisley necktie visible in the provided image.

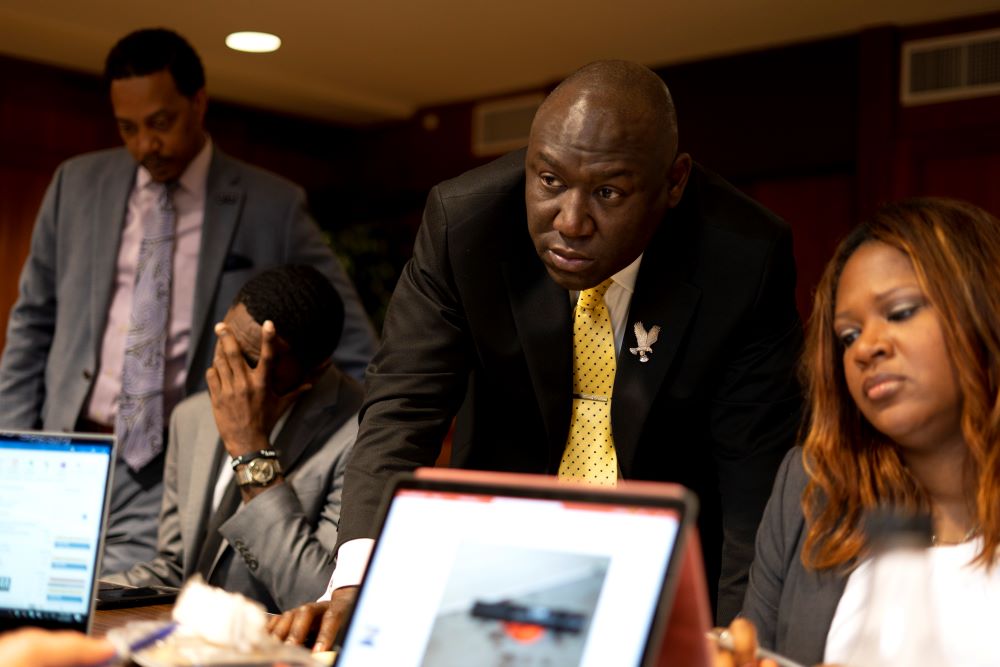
[116,181,176,471]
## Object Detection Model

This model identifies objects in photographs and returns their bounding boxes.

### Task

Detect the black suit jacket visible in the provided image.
[339,149,803,621]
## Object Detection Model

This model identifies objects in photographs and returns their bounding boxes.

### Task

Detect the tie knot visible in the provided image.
[142,181,177,238]
[148,180,178,211]
[578,279,614,311]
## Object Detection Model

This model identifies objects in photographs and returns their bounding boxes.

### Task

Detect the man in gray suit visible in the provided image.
[105,265,363,612]
[0,28,376,572]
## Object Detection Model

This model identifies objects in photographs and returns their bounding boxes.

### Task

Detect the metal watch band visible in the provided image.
[235,458,283,487]
[230,448,279,470]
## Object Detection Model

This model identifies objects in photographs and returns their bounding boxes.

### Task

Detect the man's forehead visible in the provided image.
[532,146,642,178]
[528,119,666,179]
[535,95,662,149]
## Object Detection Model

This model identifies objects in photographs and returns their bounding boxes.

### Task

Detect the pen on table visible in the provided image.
[100,622,178,665]
[127,621,178,654]
[706,628,807,667]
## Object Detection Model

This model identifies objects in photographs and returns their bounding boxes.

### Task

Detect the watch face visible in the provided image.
[249,459,276,484]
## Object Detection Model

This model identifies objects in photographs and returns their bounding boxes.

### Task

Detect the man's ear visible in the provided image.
[665,153,692,209]
[191,87,208,124]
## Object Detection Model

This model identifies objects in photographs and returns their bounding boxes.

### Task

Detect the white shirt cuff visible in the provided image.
[318,538,374,601]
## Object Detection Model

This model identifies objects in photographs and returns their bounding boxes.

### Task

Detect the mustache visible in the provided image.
[141,154,169,171]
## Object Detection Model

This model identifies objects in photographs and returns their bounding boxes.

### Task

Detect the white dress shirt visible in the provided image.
[85,140,212,425]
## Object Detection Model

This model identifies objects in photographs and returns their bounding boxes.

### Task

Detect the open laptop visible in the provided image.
[333,468,713,667]
[0,430,114,634]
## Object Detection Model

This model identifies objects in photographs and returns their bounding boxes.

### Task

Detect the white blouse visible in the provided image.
[825,539,1000,666]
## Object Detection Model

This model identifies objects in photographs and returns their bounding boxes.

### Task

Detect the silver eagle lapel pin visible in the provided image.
[629,321,661,363]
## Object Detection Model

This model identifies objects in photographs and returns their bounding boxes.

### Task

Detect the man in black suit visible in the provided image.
[273,60,802,648]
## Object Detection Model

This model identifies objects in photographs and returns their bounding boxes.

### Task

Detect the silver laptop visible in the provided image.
[0,430,115,634]
[334,469,700,667]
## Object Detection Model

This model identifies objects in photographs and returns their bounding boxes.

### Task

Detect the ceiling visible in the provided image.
[0,0,996,124]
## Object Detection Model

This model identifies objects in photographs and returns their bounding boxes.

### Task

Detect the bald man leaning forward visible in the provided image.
[272,60,803,648]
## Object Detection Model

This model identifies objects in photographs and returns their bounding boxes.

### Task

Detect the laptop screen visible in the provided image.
[0,431,114,633]
[335,472,695,667]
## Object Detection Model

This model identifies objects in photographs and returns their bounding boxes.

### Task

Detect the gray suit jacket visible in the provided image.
[105,365,363,612]
[0,145,375,433]
[0,145,376,570]
[740,447,848,666]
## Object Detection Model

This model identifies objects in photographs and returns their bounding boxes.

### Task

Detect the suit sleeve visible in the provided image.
[741,447,807,649]
[335,185,473,548]
[0,166,63,428]
[217,416,359,610]
[283,190,377,382]
[103,407,187,588]
[709,224,804,624]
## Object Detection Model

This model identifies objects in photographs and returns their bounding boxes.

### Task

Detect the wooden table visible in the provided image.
[92,604,173,636]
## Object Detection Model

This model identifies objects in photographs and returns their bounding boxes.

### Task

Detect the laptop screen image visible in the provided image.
[335,470,696,667]
[0,431,115,634]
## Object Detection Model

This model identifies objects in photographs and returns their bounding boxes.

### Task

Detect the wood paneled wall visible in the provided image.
[3,11,1000,355]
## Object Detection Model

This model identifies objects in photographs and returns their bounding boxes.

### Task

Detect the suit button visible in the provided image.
[234,539,246,550]
[82,369,93,380]
[247,558,259,572]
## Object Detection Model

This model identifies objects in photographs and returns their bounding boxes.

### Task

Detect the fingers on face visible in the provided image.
[257,320,276,378]
[213,321,255,390]
[212,323,235,383]
[205,366,221,402]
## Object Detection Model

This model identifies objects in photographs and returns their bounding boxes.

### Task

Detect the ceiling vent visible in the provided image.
[901,27,1000,106]
[472,93,544,157]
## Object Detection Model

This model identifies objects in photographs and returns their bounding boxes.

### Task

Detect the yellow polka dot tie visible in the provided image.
[558,278,617,485]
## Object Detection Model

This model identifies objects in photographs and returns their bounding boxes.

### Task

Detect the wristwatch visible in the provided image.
[235,457,283,487]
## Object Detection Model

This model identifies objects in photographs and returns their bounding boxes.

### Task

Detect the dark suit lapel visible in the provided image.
[188,150,244,376]
[90,153,136,358]
[502,241,573,470]
[272,367,346,473]
[612,214,702,476]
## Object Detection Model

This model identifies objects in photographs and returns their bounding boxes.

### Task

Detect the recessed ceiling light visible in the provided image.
[225,31,281,53]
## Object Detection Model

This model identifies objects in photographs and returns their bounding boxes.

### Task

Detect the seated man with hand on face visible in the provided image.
[104,265,363,612]
[0,28,376,574]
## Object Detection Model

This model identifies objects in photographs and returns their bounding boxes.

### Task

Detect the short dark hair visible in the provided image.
[234,265,345,372]
[104,28,205,97]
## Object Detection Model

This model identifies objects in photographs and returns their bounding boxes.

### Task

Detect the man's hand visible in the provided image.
[268,586,358,652]
[205,319,307,459]
[0,628,115,667]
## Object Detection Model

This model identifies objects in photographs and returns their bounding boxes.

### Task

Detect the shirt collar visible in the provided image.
[610,253,643,294]
[135,136,213,197]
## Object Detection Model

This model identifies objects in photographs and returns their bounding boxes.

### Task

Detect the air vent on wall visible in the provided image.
[472,93,544,157]
[901,27,1000,106]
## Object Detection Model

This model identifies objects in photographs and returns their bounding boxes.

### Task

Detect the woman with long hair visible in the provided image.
[722,198,1000,666]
